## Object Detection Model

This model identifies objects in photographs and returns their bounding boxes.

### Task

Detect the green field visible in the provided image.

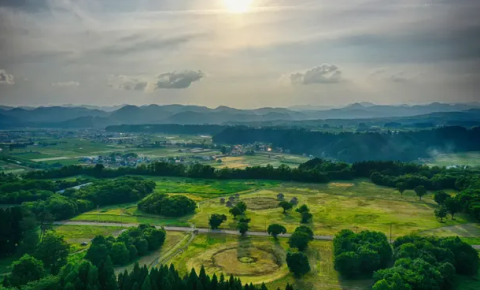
[4,134,310,169]
[72,178,474,239]
[169,234,372,289]
[425,152,480,167]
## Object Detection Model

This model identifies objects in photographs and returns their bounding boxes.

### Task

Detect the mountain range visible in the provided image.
[1,102,480,128]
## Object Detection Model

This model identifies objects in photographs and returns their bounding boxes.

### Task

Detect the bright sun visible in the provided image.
[224,0,253,13]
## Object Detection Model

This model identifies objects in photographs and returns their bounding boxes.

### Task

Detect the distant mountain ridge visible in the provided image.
[1,102,480,128]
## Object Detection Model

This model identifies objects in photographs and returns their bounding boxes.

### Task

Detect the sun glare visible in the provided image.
[224,0,253,13]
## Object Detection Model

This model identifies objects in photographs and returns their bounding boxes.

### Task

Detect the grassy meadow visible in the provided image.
[169,234,372,290]
[71,178,474,239]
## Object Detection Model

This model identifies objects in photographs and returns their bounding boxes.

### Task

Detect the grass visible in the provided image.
[115,231,188,274]
[147,176,279,198]
[54,224,124,241]
[168,234,372,289]
[70,179,475,239]
[211,153,310,169]
[426,152,480,167]
[190,180,471,237]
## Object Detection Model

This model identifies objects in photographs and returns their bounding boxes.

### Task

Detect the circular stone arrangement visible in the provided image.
[186,242,289,284]
[243,197,279,210]
[213,247,280,276]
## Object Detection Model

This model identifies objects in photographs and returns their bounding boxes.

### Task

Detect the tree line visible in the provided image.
[332,230,479,290]
[212,126,480,162]
[21,176,155,221]
[106,124,228,135]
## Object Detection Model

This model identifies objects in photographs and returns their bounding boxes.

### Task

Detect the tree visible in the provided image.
[300,212,313,224]
[267,224,287,239]
[444,197,461,219]
[98,257,118,290]
[288,231,311,251]
[396,182,406,198]
[220,146,227,155]
[229,202,247,218]
[237,218,250,236]
[414,186,427,201]
[434,191,450,205]
[34,231,69,274]
[286,252,310,277]
[278,201,293,214]
[7,254,45,287]
[209,214,227,230]
[141,274,151,290]
[110,242,130,265]
[434,206,448,223]
[334,251,359,277]
[296,204,309,214]
[85,236,110,266]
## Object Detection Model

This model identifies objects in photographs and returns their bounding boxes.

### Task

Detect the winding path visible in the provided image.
[53,221,480,249]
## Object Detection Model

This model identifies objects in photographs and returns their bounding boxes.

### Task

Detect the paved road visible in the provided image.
[54,221,480,250]
[53,220,333,240]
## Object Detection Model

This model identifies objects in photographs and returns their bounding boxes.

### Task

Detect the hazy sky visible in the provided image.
[1,0,479,108]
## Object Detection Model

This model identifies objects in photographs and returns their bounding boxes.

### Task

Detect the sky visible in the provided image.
[0,0,479,108]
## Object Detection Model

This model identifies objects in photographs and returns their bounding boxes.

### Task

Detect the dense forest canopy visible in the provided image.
[213,126,480,162]
[106,124,228,135]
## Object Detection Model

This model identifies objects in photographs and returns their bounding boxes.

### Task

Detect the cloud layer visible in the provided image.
[0,69,14,85]
[51,81,80,87]
[289,65,343,85]
[108,70,205,93]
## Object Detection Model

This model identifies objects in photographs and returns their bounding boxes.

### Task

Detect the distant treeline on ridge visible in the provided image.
[106,124,228,135]
[213,126,480,162]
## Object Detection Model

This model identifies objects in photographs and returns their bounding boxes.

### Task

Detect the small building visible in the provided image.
[235,193,240,199]
[277,193,285,201]
[226,201,233,208]
[220,198,226,204]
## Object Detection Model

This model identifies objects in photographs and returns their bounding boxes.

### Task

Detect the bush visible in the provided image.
[333,230,392,277]
[137,193,196,217]
[286,252,310,277]
[110,242,130,265]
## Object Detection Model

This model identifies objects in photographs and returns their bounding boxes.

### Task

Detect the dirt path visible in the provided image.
[54,220,480,250]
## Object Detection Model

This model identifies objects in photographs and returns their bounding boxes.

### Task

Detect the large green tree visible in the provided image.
[278,201,293,214]
[7,254,45,287]
[286,252,310,277]
[209,214,227,230]
[34,232,69,274]
[267,224,287,239]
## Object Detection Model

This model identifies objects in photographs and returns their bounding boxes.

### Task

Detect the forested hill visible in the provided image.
[106,124,228,135]
[212,126,480,162]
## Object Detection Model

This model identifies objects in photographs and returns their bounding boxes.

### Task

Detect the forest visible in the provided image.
[212,126,480,162]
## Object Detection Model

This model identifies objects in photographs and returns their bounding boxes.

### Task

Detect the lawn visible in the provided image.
[168,234,372,289]
[70,179,473,239]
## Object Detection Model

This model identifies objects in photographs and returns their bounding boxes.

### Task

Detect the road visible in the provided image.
[54,221,480,250]
[53,220,334,240]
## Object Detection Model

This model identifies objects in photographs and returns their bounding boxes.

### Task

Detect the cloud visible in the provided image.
[0,69,14,85]
[108,70,204,92]
[369,69,418,83]
[288,64,343,85]
[51,81,80,87]
[149,70,205,90]
[108,75,148,91]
